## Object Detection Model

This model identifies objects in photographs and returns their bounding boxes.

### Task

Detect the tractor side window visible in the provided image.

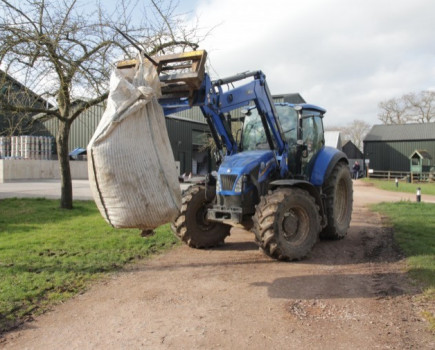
[312,116,324,153]
[302,112,324,156]
[301,112,324,175]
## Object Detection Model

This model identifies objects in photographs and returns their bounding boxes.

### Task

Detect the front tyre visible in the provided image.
[171,185,230,248]
[253,188,321,261]
[320,161,353,240]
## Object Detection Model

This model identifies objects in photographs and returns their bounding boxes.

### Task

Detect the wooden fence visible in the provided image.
[367,170,434,183]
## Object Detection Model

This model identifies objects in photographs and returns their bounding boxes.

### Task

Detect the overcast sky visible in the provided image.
[176,0,435,127]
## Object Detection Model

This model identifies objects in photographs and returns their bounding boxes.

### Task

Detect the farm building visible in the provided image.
[0,70,52,137]
[42,93,307,176]
[1,67,312,179]
[40,102,213,175]
[363,123,435,172]
[342,140,363,160]
[323,133,364,174]
[342,140,364,173]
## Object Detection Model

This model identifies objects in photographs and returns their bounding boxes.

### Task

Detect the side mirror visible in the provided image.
[241,108,251,116]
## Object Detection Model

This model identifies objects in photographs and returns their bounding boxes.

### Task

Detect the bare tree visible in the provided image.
[341,119,371,151]
[403,91,435,123]
[0,0,200,209]
[378,90,435,125]
[326,119,371,151]
[378,97,410,124]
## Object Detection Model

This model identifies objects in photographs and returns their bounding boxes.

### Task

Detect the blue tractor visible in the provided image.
[136,50,353,260]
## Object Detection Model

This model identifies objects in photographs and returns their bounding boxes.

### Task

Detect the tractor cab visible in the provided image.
[240,103,326,178]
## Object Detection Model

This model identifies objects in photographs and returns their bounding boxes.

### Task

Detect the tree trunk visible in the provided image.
[57,119,73,209]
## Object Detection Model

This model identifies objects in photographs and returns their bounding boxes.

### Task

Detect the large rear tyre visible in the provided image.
[253,188,321,261]
[320,161,353,240]
[171,185,230,248]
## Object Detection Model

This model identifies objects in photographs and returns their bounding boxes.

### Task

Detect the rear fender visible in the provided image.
[310,146,348,186]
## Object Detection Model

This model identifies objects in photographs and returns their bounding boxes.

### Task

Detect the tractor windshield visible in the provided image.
[241,105,298,151]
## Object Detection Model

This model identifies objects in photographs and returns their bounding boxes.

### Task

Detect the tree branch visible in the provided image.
[1,102,62,120]
[149,39,198,55]
[70,92,109,121]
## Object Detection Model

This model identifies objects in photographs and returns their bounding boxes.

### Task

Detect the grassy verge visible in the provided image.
[372,201,435,331]
[363,178,435,196]
[0,198,179,333]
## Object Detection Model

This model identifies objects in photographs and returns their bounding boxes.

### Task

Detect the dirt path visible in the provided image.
[2,181,434,349]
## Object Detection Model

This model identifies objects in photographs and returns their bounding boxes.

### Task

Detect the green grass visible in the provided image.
[372,201,435,331]
[0,198,179,333]
[363,178,435,196]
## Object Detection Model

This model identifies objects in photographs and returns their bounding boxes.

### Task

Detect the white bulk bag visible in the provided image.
[88,56,181,229]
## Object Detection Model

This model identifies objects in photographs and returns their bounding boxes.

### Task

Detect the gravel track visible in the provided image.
[2,181,434,349]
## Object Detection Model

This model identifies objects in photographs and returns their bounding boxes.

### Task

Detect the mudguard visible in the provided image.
[310,146,348,186]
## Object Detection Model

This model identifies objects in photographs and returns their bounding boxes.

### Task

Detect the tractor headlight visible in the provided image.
[234,175,248,193]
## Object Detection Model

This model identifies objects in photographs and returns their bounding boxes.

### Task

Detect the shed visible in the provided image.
[342,140,363,159]
[409,150,432,174]
[342,140,364,173]
[363,123,435,172]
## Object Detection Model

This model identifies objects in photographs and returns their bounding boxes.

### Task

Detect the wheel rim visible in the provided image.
[335,177,348,224]
[281,207,309,243]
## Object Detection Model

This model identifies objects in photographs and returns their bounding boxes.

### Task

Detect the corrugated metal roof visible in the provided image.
[273,93,306,104]
[176,106,206,124]
[166,114,211,125]
[0,70,53,109]
[364,123,435,142]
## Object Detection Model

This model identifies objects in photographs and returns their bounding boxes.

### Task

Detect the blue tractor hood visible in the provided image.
[218,150,276,176]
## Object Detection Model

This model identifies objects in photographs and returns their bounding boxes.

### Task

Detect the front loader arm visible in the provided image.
[117,50,287,157]
[210,71,286,154]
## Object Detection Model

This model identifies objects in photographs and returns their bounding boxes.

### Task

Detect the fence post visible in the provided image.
[416,187,421,202]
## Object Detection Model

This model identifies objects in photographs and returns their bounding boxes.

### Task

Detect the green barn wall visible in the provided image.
[42,104,105,151]
[43,104,213,175]
[364,140,435,172]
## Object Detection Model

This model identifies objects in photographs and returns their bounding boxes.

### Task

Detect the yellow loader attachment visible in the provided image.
[117,50,207,104]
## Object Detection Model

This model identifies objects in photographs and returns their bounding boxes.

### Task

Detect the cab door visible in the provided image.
[301,111,325,176]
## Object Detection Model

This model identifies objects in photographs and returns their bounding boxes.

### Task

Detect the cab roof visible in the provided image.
[275,102,326,114]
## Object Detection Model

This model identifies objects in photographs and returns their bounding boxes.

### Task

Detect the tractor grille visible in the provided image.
[220,174,238,191]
